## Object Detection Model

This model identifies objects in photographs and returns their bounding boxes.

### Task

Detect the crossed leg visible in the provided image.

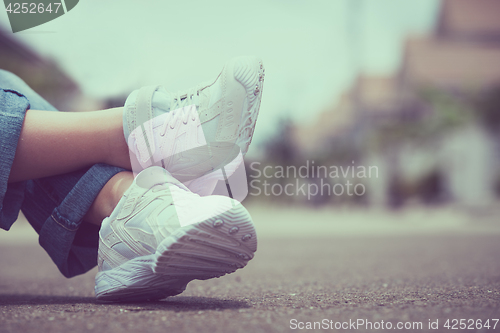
[9,107,131,183]
[8,107,135,226]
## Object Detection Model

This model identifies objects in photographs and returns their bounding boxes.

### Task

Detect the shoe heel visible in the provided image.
[233,56,265,155]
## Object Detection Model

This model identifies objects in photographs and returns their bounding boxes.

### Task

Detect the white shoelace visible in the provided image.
[171,87,201,110]
[158,84,210,136]
[160,103,197,136]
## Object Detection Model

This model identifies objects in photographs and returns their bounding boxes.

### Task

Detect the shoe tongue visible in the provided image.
[116,167,185,221]
[151,87,173,115]
[135,166,181,189]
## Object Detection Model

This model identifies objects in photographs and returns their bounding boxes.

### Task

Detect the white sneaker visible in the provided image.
[123,56,264,196]
[94,166,257,302]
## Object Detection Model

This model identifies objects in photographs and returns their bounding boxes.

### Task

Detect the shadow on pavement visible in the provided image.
[0,294,251,311]
[0,294,96,305]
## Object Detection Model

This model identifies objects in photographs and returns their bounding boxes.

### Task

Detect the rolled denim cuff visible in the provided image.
[0,89,29,231]
[38,163,125,278]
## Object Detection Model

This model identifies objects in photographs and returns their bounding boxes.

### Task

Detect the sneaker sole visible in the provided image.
[95,203,256,302]
[233,56,265,155]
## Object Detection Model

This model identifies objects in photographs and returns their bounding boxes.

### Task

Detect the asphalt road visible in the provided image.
[1,206,499,333]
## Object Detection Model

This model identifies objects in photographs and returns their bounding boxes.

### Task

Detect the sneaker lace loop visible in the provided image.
[159,87,203,136]
[171,87,201,110]
[160,102,197,136]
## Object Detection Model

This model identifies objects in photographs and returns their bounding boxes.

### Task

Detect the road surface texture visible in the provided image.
[1,205,499,333]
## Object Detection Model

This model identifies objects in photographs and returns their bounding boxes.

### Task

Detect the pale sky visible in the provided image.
[0,0,440,152]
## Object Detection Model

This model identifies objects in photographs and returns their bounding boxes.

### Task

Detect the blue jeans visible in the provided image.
[0,69,126,278]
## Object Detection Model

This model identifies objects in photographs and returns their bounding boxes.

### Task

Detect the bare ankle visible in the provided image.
[83,171,134,226]
[104,107,132,170]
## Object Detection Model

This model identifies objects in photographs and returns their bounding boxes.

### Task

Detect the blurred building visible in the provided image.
[393,0,500,208]
[293,91,356,157]
[293,0,500,208]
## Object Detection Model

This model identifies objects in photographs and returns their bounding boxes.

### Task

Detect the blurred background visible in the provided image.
[1,0,499,217]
